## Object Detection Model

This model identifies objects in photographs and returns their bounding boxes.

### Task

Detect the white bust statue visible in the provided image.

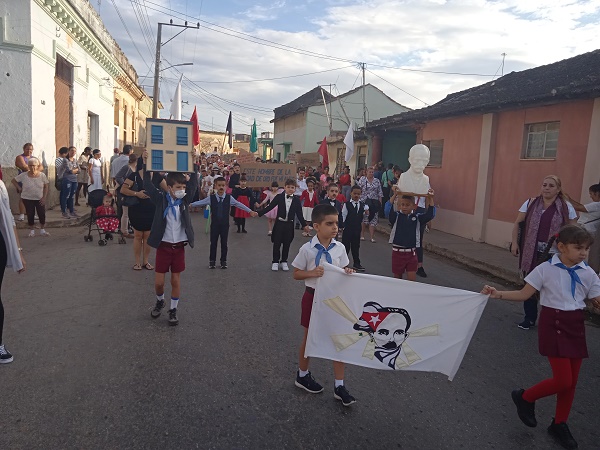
[398,144,431,195]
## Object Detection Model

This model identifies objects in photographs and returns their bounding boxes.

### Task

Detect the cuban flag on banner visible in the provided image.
[305,264,488,381]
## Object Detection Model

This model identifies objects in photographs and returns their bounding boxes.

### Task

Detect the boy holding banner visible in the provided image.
[291,204,356,406]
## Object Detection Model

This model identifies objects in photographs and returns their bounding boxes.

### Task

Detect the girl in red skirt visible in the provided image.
[96,194,119,232]
[232,176,255,233]
[482,225,600,450]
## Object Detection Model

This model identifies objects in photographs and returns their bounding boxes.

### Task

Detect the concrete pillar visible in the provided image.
[580,98,600,201]
[472,113,497,242]
[370,133,382,165]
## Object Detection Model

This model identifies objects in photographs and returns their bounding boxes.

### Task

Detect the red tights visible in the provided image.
[522,357,582,424]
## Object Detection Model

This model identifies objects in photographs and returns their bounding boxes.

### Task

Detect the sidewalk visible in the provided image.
[376,223,521,285]
[14,207,91,229]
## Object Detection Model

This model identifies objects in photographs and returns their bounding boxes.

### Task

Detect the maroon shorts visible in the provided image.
[155,242,186,274]
[392,248,418,275]
[538,306,588,358]
[301,287,315,328]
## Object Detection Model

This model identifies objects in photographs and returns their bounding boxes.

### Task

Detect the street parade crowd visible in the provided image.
[2,142,600,449]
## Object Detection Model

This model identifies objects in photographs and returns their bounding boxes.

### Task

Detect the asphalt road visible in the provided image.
[2,214,599,449]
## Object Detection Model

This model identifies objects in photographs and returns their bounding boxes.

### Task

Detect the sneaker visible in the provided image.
[334,385,356,406]
[295,371,324,393]
[0,344,14,364]
[353,264,366,272]
[548,419,578,449]
[271,263,279,271]
[70,212,80,218]
[518,319,535,330]
[17,214,25,221]
[416,267,427,278]
[61,212,72,219]
[40,229,50,237]
[280,262,289,271]
[28,230,35,238]
[221,262,228,269]
[168,308,179,326]
[151,299,165,318]
[511,389,537,427]
[209,262,216,269]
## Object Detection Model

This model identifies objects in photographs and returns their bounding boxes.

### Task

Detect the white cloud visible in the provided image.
[100,0,600,134]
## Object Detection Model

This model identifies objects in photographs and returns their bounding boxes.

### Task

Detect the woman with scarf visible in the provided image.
[511,175,577,330]
[0,179,26,364]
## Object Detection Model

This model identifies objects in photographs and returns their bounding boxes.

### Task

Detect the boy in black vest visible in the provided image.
[341,185,368,272]
[319,183,343,229]
[191,177,257,269]
[259,178,309,271]
[141,154,199,326]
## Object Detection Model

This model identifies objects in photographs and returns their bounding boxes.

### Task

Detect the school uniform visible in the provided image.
[143,171,199,274]
[319,197,343,228]
[389,206,435,275]
[259,192,306,263]
[341,200,368,267]
[190,193,253,264]
[525,254,600,358]
[291,237,349,327]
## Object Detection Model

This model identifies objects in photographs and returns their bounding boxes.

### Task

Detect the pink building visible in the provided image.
[367,49,600,248]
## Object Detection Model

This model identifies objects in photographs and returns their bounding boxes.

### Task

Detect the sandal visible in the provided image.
[132,264,142,271]
[371,238,376,243]
[360,236,365,241]
[143,263,154,270]
[267,231,272,236]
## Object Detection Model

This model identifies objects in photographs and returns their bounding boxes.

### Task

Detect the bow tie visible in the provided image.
[315,242,335,266]
[164,195,182,219]
[287,195,293,199]
[555,262,584,299]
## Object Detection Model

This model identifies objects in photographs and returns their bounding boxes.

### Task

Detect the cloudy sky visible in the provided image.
[93,0,600,135]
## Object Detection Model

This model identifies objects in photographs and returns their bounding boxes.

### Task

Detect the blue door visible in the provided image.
[177,151,188,172]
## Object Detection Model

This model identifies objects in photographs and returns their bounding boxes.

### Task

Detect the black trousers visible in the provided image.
[342,233,361,266]
[415,207,428,264]
[0,232,7,344]
[22,199,46,226]
[210,221,229,263]
[272,220,294,263]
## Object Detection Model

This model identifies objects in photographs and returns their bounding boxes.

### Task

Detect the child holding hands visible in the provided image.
[292,204,356,406]
[482,224,600,450]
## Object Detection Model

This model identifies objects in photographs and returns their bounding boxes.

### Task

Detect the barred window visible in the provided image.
[422,140,443,167]
[523,122,559,159]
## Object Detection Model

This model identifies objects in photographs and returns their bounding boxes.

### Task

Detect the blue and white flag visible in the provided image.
[305,264,488,380]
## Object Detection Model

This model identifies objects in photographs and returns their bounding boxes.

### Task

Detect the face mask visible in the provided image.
[173,190,186,199]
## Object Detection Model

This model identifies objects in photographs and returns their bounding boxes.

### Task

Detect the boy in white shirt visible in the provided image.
[292,204,356,406]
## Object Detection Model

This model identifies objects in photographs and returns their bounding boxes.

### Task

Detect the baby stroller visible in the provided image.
[83,189,126,246]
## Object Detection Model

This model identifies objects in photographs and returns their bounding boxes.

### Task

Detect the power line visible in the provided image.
[108,0,151,69]
[365,69,429,106]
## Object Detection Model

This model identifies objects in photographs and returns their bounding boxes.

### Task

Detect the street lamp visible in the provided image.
[160,62,193,73]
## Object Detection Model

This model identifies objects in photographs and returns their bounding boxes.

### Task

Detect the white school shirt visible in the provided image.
[292,237,349,289]
[163,204,188,244]
[295,178,307,196]
[283,194,294,220]
[578,201,600,233]
[525,254,600,311]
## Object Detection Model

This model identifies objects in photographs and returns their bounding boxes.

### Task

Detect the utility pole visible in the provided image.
[501,53,507,76]
[152,21,200,119]
[320,86,333,135]
[361,62,367,131]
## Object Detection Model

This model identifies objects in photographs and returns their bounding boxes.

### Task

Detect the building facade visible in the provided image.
[367,50,600,248]
[0,0,150,209]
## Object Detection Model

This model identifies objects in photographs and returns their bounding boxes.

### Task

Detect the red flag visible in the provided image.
[318,137,329,167]
[190,106,200,147]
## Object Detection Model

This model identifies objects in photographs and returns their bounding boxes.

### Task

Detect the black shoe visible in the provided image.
[548,419,578,449]
[209,261,216,269]
[0,344,14,364]
[295,371,324,394]
[416,267,427,278]
[520,319,536,330]
[512,389,537,427]
[151,299,165,318]
[242,229,247,233]
[295,224,300,230]
[168,308,179,326]
[221,262,228,269]
[236,229,240,233]
[334,385,356,407]
[353,264,366,272]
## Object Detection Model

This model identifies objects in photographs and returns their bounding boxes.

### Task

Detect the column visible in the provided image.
[370,133,382,166]
[472,113,497,242]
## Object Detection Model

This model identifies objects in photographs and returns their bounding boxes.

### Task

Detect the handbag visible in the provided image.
[121,195,139,207]
[510,197,533,253]
[366,198,381,221]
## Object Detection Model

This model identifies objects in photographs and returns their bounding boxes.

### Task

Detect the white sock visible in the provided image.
[334,379,344,388]
[156,293,164,301]
[171,298,179,309]
[298,369,309,377]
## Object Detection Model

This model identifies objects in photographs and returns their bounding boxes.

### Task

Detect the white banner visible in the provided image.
[305,264,488,380]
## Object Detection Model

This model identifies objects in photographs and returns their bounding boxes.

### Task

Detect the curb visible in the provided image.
[16,212,91,229]
[375,225,521,285]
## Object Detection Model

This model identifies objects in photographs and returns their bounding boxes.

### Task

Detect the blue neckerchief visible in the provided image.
[164,194,183,219]
[554,262,584,299]
[315,242,335,266]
